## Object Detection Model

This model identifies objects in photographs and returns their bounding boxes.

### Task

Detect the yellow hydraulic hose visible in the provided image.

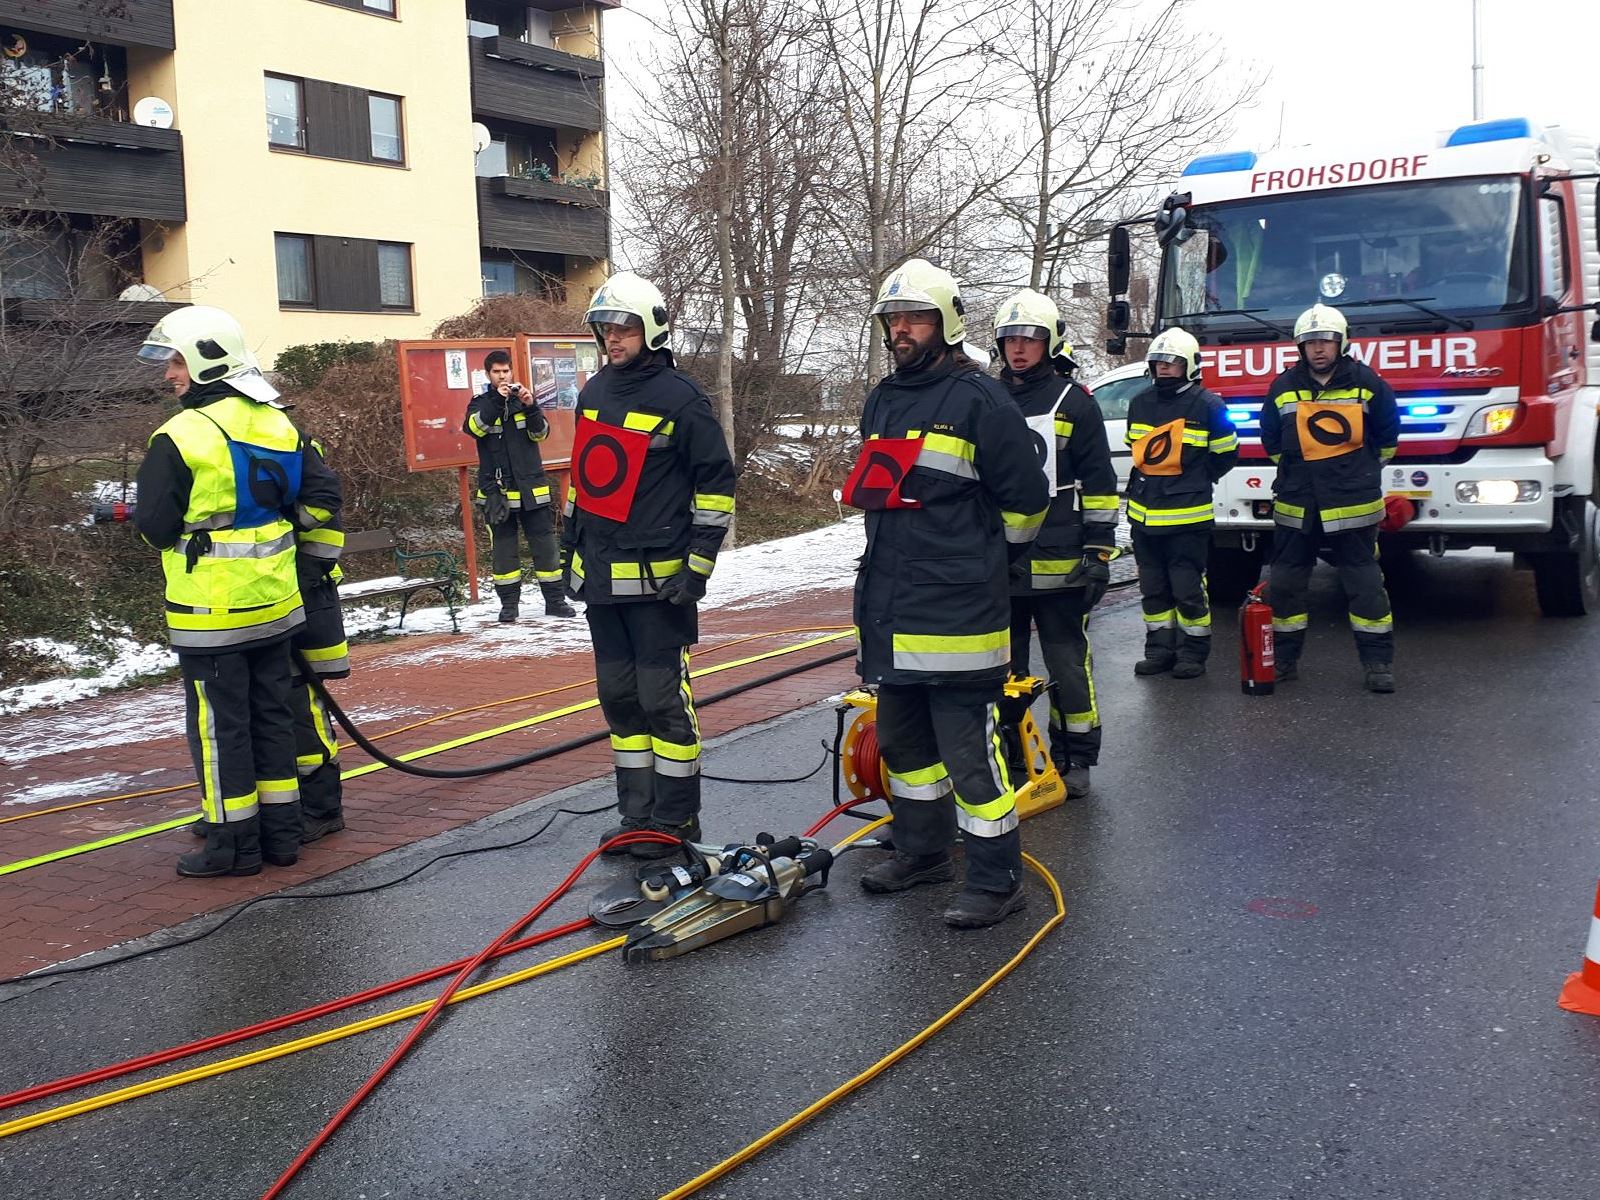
[0,625,854,827]
[0,935,624,1139]
[657,850,1067,1200]
[0,630,855,878]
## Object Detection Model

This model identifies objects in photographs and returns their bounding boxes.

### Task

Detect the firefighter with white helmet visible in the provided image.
[1124,326,1239,678]
[993,287,1119,798]
[134,306,342,876]
[1260,303,1400,691]
[562,272,736,859]
[847,258,1050,929]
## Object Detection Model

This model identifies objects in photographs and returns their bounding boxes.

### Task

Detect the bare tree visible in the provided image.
[986,0,1258,293]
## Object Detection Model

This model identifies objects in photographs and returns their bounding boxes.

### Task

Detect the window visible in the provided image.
[276,233,413,312]
[468,2,530,39]
[473,128,556,179]
[377,242,413,308]
[368,93,403,162]
[1539,196,1570,299]
[266,72,405,165]
[265,75,305,150]
[275,234,314,306]
[480,250,562,298]
[317,0,397,14]
[481,258,516,296]
[0,33,128,118]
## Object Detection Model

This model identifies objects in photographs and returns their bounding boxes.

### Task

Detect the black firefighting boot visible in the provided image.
[1172,629,1210,679]
[259,803,303,867]
[943,884,1027,929]
[1064,764,1091,799]
[1363,664,1396,693]
[540,582,576,618]
[1274,631,1303,682]
[1134,627,1177,676]
[598,814,649,855]
[628,816,703,860]
[177,816,263,878]
[860,852,956,894]
[496,583,521,624]
[299,763,345,844]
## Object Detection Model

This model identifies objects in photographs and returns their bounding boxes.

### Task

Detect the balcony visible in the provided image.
[0,117,185,222]
[469,36,602,132]
[0,0,175,49]
[477,177,609,260]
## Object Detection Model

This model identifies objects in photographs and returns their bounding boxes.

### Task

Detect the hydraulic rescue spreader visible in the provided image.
[590,677,1068,962]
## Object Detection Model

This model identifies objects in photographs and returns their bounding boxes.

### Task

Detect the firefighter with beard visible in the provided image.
[561,272,736,860]
[1260,304,1399,692]
[994,288,1118,799]
[1125,327,1238,678]
[134,306,341,877]
[847,258,1050,929]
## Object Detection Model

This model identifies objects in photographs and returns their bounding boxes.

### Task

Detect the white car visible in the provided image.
[1084,361,1145,492]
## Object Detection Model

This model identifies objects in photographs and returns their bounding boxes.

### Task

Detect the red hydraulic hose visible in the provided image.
[260,829,676,1200]
[0,917,595,1115]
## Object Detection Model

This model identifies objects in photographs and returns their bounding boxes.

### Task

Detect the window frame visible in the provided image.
[312,0,399,17]
[274,233,316,308]
[264,73,307,152]
[1538,193,1571,300]
[367,92,405,165]
[376,241,415,311]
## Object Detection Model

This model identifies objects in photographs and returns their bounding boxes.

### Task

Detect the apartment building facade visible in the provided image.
[0,0,613,366]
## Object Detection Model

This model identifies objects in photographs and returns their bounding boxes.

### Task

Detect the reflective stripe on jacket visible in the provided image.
[854,354,1049,685]
[146,395,308,651]
[1124,380,1237,531]
[464,387,551,510]
[1260,357,1400,532]
[1000,362,1120,594]
[561,352,735,604]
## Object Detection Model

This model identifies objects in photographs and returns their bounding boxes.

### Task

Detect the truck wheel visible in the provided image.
[1207,544,1264,603]
[1533,498,1600,617]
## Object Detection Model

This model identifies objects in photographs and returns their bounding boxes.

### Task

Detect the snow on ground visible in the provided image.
[0,518,866,719]
[3,771,137,807]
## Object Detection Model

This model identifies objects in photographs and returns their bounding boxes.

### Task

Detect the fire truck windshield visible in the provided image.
[1159,177,1531,333]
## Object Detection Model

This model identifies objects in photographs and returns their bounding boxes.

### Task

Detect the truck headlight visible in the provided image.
[1463,403,1520,438]
[1455,480,1541,504]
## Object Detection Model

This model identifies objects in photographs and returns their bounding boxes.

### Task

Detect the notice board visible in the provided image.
[396,339,517,473]
[516,332,602,470]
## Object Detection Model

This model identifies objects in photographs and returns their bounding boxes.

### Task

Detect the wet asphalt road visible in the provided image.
[2,550,1598,1200]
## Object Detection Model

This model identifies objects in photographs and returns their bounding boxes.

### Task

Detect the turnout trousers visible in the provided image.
[290,576,348,823]
[489,505,560,591]
[181,639,300,842]
[1009,590,1101,767]
[1130,525,1212,665]
[587,600,702,827]
[1269,514,1394,667]
[875,683,1022,895]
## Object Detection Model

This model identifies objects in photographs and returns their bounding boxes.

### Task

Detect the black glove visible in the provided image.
[483,490,511,526]
[1008,558,1030,585]
[658,570,708,607]
[1079,553,1111,608]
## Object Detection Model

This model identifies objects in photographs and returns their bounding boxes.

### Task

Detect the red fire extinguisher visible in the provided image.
[1239,583,1275,696]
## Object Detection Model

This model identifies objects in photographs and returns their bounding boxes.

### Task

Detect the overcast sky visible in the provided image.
[605,0,1600,161]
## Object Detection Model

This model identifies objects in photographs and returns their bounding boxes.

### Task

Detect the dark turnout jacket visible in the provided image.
[1124,378,1238,531]
[1000,360,1120,593]
[464,385,552,510]
[853,353,1050,686]
[561,351,736,604]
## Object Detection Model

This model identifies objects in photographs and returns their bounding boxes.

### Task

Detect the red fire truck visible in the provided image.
[1105,117,1600,615]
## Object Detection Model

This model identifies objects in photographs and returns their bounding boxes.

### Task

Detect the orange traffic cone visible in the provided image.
[1557,881,1600,1016]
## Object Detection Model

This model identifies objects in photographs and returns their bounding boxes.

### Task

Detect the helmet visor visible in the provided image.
[1147,352,1187,365]
[871,298,938,317]
[1298,329,1341,343]
[136,343,178,365]
[995,323,1050,342]
[587,309,643,329]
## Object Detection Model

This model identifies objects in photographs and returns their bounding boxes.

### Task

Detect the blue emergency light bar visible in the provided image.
[1181,151,1259,177]
[1408,405,1441,417]
[1444,117,1538,147]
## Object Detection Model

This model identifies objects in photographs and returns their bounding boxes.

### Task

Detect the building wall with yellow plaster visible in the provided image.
[128,0,483,367]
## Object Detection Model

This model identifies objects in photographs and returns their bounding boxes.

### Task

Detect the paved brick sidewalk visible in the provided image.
[0,584,857,979]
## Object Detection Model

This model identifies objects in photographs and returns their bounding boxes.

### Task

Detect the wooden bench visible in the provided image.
[336,529,462,633]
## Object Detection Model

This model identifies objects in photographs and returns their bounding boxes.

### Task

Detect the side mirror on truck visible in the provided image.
[1107,226,1131,297]
[1106,299,1131,333]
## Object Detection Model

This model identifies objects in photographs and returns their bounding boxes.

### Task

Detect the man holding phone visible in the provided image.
[464,349,575,621]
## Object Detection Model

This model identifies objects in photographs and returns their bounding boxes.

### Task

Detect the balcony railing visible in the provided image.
[0,119,185,222]
[477,177,609,260]
[480,35,603,80]
[470,36,603,132]
[0,0,175,49]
